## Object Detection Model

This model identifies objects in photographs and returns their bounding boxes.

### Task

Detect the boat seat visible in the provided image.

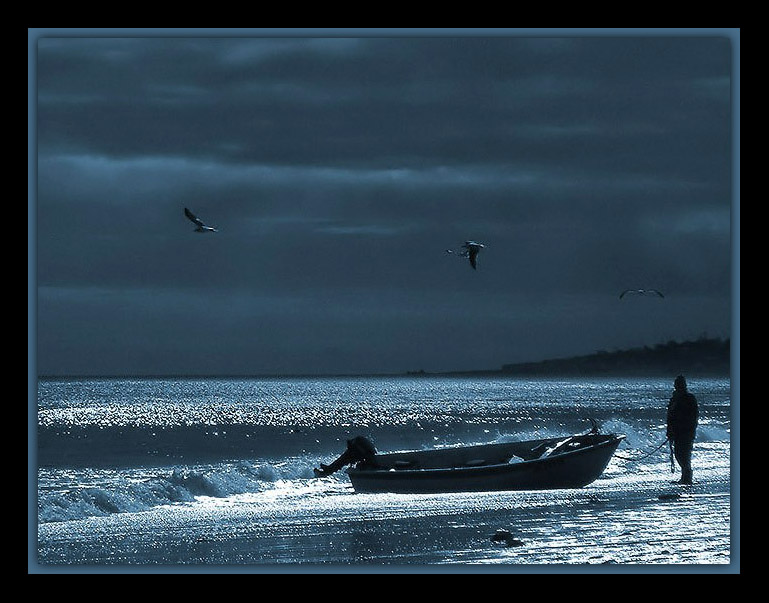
[539,437,574,458]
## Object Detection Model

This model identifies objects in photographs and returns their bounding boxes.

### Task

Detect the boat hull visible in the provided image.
[347,434,624,494]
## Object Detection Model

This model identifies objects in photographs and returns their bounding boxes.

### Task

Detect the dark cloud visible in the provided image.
[33,31,735,375]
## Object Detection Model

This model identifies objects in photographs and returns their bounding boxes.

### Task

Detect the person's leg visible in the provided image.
[674,439,694,484]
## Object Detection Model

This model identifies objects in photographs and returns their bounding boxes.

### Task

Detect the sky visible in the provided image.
[31,29,738,376]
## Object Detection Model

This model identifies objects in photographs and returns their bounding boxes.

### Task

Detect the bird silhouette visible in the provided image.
[619,289,664,299]
[184,208,218,233]
[447,240,485,270]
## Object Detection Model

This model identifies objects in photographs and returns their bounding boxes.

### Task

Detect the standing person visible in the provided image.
[667,375,699,484]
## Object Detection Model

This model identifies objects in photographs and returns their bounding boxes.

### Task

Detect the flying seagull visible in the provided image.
[619,289,665,299]
[184,207,218,233]
[447,240,486,270]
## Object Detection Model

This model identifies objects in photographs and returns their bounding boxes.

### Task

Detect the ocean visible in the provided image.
[33,375,734,571]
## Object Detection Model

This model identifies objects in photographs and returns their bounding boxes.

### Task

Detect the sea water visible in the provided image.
[33,376,734,569]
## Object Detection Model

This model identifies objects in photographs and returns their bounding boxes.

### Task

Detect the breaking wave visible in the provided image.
[38,459,320,523]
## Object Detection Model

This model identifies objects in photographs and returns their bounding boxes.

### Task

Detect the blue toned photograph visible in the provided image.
[31,29,738,572]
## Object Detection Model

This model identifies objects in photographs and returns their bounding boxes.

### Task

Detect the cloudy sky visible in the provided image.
[31,29,737,376]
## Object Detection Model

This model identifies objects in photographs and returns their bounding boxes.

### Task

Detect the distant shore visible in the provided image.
[430,337,731,378]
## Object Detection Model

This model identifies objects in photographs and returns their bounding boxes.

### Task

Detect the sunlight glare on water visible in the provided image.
[37,376,732,565]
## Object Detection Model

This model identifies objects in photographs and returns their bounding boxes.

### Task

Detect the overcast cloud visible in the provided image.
[32,30,736,375]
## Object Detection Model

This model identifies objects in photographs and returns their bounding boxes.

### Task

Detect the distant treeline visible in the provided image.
[499,338,731,377]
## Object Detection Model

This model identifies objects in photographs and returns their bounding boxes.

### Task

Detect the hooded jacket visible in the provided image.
[667,388,699,442]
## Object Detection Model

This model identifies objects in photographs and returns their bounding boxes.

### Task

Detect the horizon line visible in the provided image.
[36,335,731,380]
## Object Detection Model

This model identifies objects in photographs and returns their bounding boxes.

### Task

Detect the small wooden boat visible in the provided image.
[344,432,625,494]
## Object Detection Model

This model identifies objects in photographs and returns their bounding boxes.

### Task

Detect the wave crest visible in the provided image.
[38,459,321,523]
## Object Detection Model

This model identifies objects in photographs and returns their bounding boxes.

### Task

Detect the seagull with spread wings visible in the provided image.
[446,240,486,270]
[619,289,665,299]
[184,207,218,233]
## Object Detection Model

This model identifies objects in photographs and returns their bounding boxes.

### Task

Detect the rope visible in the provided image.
[614,437,670,462]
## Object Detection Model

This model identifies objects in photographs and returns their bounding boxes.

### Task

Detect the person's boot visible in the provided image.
[679,468,693,485]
